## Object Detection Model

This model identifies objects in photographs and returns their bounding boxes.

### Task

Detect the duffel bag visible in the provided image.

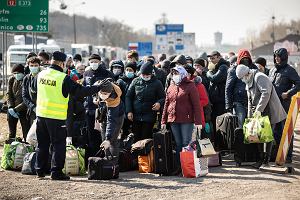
[21,152,36,175]
[88,148,119,180]
[131,139,153,156]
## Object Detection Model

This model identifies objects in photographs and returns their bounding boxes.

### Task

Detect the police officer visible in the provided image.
[35,51,109,180]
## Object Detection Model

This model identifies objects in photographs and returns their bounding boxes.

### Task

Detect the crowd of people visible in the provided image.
[5,47,300,180]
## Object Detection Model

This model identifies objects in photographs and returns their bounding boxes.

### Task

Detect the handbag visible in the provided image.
[196,129,216,157]
[88,148,119,180]
[243,115,274,144]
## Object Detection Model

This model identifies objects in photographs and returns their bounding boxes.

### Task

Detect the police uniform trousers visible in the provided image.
[35,116,66,174]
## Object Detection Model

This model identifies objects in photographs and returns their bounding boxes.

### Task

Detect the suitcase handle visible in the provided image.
[95,147,114,160]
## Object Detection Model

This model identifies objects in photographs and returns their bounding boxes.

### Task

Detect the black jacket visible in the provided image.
[206,58,228,104]
[225,64,257,109]
[269,48,300,112]
[117,75,136,103]
[22,74,37,112]
[82,65,114,111]
[153,67,167,88]
[125,76,165,123]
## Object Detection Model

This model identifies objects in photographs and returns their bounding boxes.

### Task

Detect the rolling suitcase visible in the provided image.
[215,113,238,151]
[234,128,260,166]
[153,130,174,176]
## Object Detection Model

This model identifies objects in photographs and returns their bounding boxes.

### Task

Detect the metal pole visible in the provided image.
[4,32,7,92]
[1,32,4,96]
[34,32,37,53]
[73,14,77,44]
[32,32,34,52]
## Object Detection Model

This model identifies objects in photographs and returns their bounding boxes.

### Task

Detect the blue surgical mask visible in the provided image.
[14,73,24,81]
[125,71,134,79]
[29,66,39,74]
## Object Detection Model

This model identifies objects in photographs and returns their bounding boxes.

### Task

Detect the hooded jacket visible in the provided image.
[269,48,300,112]
[225,50,257,109]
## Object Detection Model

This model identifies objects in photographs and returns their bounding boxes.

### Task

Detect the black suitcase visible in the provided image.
[153,130,174,176]
[234,128,260,166]
[88,149,119,180]
[215,113,238,151]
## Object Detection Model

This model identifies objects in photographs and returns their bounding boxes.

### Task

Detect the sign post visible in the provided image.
[0,0,49,32]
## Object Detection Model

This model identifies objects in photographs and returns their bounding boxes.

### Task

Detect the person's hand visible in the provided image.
[161,124,166,130]
[100,140,111,150]
[128,112,133,121]
[66,137,72,145]
[195,125,202,130]
[8,108,19,118]
[254,111,261,118]
[152,103,161,111]
[282,92,289,99]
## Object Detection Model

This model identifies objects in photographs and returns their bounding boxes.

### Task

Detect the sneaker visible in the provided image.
[51,172,70,180]
[251,161,263,169]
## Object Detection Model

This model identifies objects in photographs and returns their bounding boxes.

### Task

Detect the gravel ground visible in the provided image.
[0,113,299,200]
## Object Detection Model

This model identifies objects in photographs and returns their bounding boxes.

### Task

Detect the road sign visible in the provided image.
[128,42,152,57]
[0,0,49,32]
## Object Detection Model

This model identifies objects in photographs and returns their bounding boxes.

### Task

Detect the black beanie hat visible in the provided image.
[255,57,266,67]
[12,64,25,74]
[89,54,101,61]
[52,51,67,62]
[73,54,82,61]
[125,62,137,72]
[185,65,196,75]
[100,81,113,93]
[194,58,206,67]
[140,61,153,75]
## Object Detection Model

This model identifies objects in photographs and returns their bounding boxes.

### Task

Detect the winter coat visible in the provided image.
[194,76,209,127]
[153,67,167,88]
[83,65,114,111]
[126,76,165,123]
[247,70,286,125]
[22,74,37,113]
[117,75,136,103]
[206,58,228,104]
[269,48,300,112]
[7,76,27,113]
[161,78,202,125]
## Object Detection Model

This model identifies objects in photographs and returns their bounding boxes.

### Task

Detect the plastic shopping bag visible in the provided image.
[63,145,86,175]
[243,116,274,143]
[26,119,37,146]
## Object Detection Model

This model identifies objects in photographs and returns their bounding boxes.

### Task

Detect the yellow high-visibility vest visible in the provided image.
[36,68,69,120]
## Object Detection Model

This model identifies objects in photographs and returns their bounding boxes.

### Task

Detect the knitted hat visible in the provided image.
[100,81,113,93]
[140,61,153,75]
[255,57,266,67]
[12,64,25,74]
[194,58,206,67]
[125,62,137,72]
[52,51,67,62]
[89,54,101,61]
[73,54,82,62]
[236,64,250,79]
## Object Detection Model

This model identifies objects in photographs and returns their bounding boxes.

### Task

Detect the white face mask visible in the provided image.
[113,69,122,76]
[90,63,99,71]
[141,75,151,81]
[99,93,110,100]
[172,74,182,84]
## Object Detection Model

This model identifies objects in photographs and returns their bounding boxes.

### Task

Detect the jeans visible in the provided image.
[233,102,247,128]
[170,123,194,166]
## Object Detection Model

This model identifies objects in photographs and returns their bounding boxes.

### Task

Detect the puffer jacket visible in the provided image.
[161,78,202,125]
[22,74,37,112]
[7,76,27,112]
[125,76,165,123]
[269,48,300,112]
[206,58,228,104]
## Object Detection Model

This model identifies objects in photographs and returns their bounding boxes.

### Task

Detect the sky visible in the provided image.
[50,0,300,46]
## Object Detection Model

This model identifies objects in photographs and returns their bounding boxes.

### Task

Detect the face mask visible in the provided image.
[125,71,135,79]
[113,69,122,76]
[141,75,151,81]
[187,63,192,67]
[29,66,39,74]
[242,75,251,83]
[172,74,182,84]
[90,63,99,71]
[14,73,24,81]
[99,93,110,100]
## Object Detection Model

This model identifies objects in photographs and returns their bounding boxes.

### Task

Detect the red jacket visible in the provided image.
[161,78,202,125]
[196,82,209,126]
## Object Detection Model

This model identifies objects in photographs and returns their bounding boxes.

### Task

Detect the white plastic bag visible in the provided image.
[26,119,37,146]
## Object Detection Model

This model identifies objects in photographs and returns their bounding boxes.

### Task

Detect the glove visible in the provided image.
[100,140,111,150]
[94,78,113,88]
[161,124,166,130]
[254,111,261,118]
[8,108,19,119]
[195,125,202,130]
[66,137,72,145]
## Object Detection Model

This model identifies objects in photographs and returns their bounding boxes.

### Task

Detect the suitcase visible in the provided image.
[118,149,138,172]
[234,128,260,166]
[88,149,119,180]
[153,130,174,175]
[208,152,222,167]
[215,113,238,151]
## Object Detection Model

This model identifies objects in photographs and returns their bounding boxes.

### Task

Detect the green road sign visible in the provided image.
[0,0,48,32]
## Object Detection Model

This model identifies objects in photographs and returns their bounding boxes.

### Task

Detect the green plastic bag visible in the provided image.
[243,116,274,144]
[63,145,85,176]
[1,141,34,170]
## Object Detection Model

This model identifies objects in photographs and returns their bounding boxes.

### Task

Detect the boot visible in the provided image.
[261,142,273,167]
[252,152,264,169]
